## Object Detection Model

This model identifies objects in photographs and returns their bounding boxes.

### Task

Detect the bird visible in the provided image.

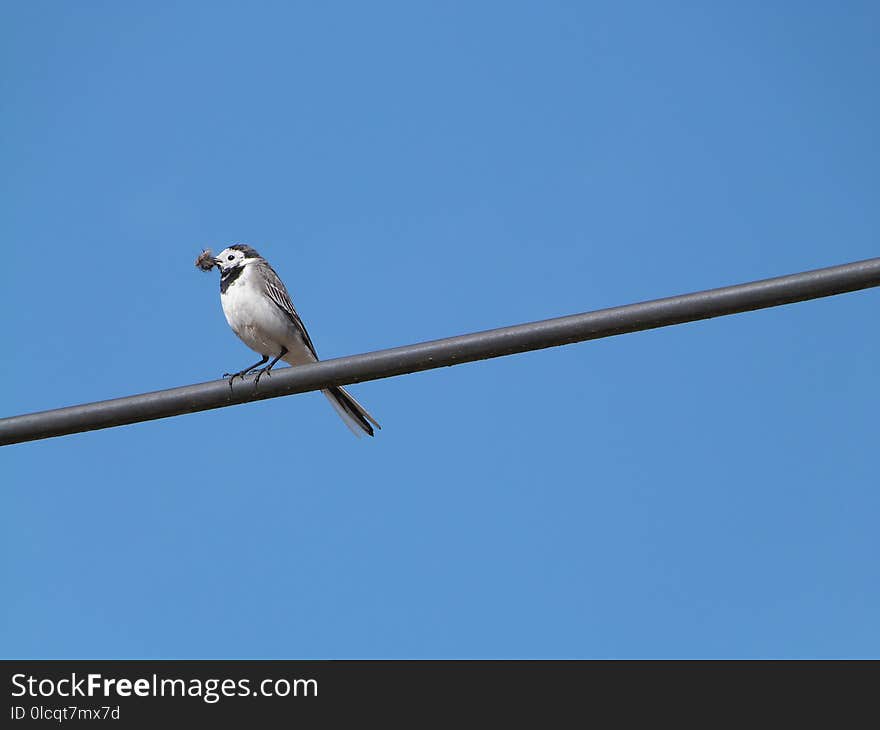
[207,244,380,437]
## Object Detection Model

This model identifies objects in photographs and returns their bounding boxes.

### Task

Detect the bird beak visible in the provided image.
[213,257,223,267]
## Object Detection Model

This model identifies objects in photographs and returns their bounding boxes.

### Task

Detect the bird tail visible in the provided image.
[322,386,381,438]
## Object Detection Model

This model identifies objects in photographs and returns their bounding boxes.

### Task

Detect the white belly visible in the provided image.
[220,270,315,364]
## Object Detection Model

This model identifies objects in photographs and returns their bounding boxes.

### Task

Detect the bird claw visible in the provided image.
[253,368,272,387]
[223,371,251,392]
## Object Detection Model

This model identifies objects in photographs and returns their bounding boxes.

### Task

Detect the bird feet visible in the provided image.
[223,370,249,384]
[253,366,273,387]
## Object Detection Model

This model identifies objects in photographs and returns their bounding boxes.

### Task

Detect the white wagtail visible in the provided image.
[205,244,380,437]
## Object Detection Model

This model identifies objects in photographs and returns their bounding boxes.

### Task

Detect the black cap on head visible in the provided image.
[230,243,261,259]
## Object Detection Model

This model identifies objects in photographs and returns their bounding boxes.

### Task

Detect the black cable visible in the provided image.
[2,256,879,446]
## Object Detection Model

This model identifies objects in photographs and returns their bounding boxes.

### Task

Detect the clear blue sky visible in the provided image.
[2,1,878,659]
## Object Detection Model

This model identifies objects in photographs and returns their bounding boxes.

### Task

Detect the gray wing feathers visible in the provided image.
[258,261,319,358]
[256,258,381,437]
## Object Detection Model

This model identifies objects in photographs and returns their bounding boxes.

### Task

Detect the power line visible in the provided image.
[2,256,879,446]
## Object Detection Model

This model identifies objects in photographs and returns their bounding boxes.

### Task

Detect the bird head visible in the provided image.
[213,244,262,273]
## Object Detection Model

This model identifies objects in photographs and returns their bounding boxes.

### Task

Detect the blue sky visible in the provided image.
[2,1,878,658]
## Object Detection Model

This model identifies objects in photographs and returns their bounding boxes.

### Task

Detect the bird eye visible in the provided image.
[227,255,234,261]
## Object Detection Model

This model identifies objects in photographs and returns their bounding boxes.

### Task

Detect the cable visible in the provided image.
[2,256,879,446]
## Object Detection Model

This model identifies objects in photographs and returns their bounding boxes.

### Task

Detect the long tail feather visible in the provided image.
[322,386,381,437]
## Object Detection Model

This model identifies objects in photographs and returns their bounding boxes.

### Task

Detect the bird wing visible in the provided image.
[258,261,319,359]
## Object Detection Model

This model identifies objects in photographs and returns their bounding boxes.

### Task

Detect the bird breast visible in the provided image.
[220,267,292,356]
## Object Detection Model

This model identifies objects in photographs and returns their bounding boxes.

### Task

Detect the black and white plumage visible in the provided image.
[210,244,380,437]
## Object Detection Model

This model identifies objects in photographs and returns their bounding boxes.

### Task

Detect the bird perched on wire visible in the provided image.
[197,244,380,437]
